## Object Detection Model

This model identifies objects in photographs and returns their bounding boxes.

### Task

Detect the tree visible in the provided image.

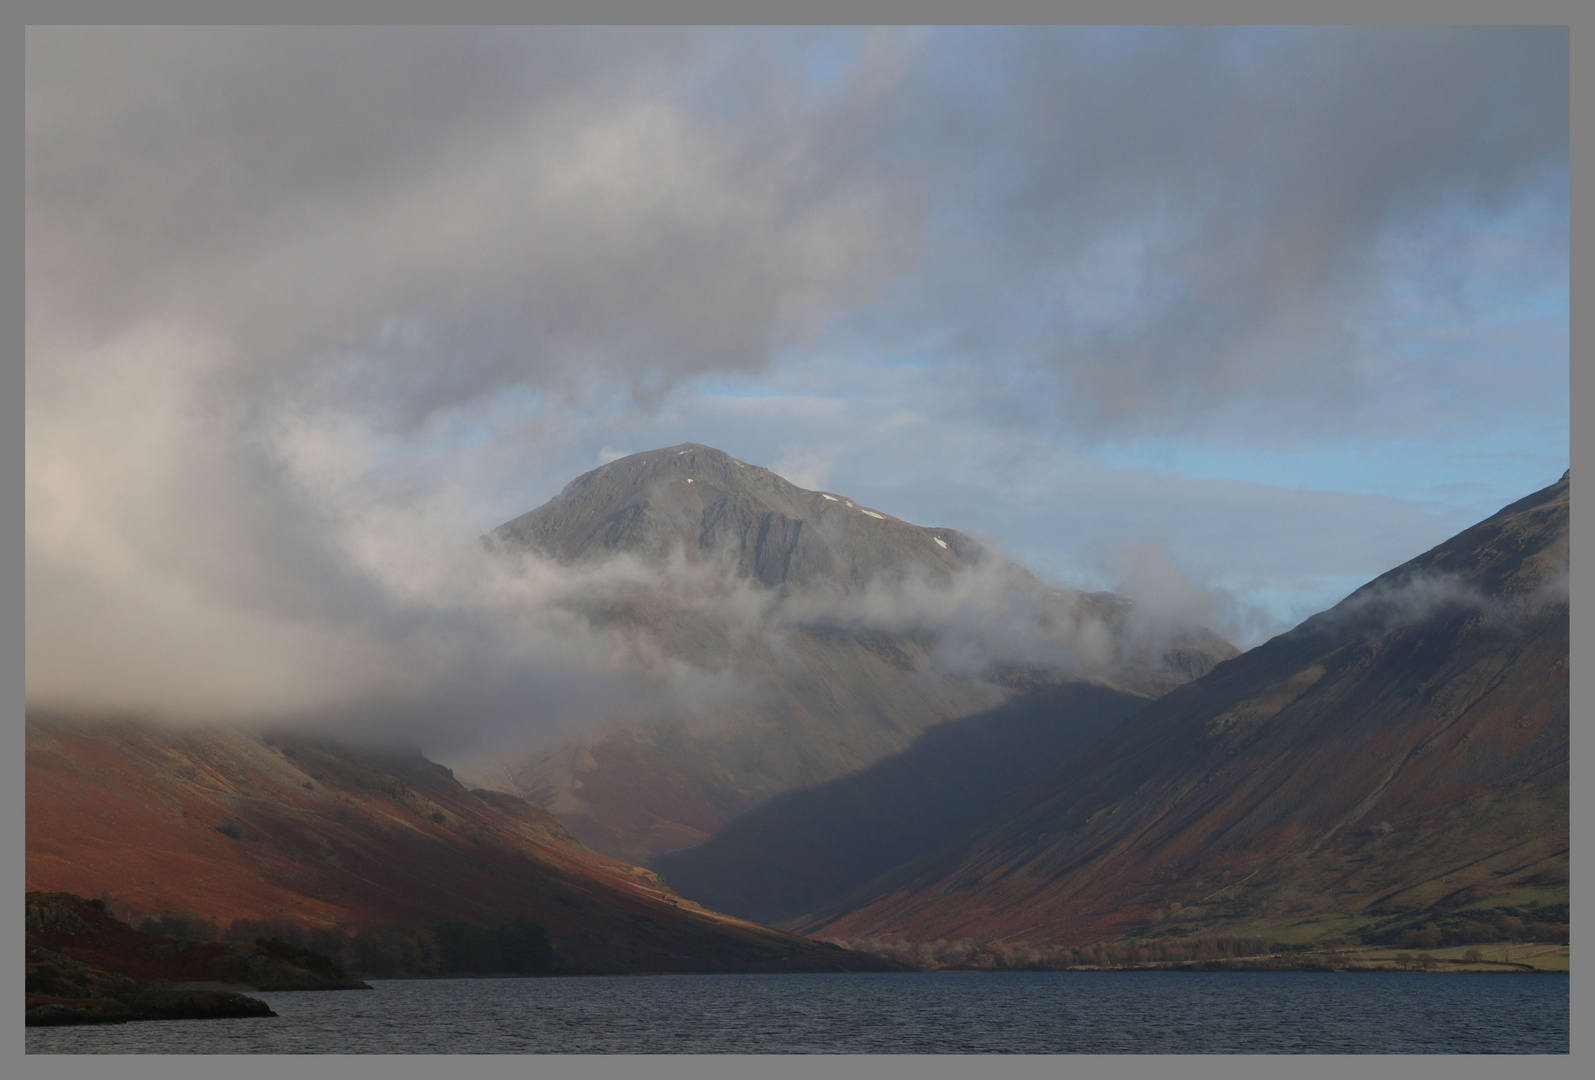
[432,917,552,975]
[496,917,552,974]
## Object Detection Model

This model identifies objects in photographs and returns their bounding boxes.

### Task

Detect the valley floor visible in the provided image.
[830,936,1569,975]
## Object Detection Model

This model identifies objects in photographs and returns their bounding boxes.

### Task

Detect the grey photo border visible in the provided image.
[6,5,1581,1080]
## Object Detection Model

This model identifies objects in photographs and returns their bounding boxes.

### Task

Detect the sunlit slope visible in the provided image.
[808,473,1568,946]
[25,716,896,974]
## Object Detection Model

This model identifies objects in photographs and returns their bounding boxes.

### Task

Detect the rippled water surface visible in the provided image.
[27,971,1568,1054]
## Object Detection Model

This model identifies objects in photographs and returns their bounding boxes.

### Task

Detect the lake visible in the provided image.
[25,970,1568,1054]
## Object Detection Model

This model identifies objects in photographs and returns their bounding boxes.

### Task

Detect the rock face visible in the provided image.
[25,718,899,975]
[805,473,1569,948]
[492,443,983,593]
[473,444,1237,869]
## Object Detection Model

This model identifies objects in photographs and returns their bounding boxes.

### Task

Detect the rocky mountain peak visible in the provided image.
[490,443,984,593]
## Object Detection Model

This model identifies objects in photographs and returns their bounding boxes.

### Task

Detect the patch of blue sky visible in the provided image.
[1451,285,1569,327]
[675,373,788,400]
[677,28,870,121]
[1088,430,1566,524]
[1380,181,1566,311]
[1214,25,1315,69]
[1225,577,1378,640]
[793,28,864,100]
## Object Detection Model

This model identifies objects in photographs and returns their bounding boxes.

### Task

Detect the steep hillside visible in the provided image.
[653,680,1150,925]
[808,473,1569,950]
[471,444,1236,867]
[25,716,896,975]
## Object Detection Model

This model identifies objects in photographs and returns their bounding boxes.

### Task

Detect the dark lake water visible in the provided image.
[26,971,1568,1055]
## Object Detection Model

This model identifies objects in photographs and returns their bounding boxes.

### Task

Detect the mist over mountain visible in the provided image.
[461,444,1236,869]
[805,472,1568,949]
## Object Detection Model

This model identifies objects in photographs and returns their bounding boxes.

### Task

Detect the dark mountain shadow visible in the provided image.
[650,679,1153,926]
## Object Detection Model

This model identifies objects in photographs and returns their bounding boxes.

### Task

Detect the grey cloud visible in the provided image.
[28,26,922,421]
[26,27,924,732]
[1301,562,1567,647]
[1105,543,1220,636]
[891,26,1567,438]
[775,557,1108,680]
[33,27,1563,442]
[24,27,1565,739]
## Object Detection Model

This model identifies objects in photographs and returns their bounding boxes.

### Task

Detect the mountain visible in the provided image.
[491,442,984,592]
[651,681,1149,926]
[803,473,1569,950]
[24,715,897,975]
[469,444,1237,868]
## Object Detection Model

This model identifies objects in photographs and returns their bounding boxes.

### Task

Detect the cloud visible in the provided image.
[25,27,923,738]
[1299,558,1568,647]
[908,27,1568,440]
[772,550,1189,686]
[1106,543,1219,637]
[771,443,838,491]
[24,27,1565,744]
[28,27,923,421]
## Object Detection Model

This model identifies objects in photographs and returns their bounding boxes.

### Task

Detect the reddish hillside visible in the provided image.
[808,473,1569,949]
[25,717,894,974]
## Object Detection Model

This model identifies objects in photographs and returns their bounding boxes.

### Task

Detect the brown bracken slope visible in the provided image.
[807,473,1569,947]
[25,718,896,974]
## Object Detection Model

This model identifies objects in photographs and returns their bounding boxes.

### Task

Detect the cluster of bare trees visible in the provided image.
[1391,952,1441,971]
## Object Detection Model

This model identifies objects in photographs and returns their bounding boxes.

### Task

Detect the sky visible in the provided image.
[25,26,1568,745]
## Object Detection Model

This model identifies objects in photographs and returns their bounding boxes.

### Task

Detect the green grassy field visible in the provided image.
[1189,941,1570,974]
[1342,942,1569,973]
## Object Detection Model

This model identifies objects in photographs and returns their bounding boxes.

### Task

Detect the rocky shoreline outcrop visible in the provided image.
[27,945,276,1025]
[25,892,367,1026]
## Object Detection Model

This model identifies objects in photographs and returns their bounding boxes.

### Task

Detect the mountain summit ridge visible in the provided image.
[491,443,984,594]
[467,443,1239,870]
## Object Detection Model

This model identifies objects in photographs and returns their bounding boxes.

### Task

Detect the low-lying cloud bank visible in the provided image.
[1306,563,1569,645]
